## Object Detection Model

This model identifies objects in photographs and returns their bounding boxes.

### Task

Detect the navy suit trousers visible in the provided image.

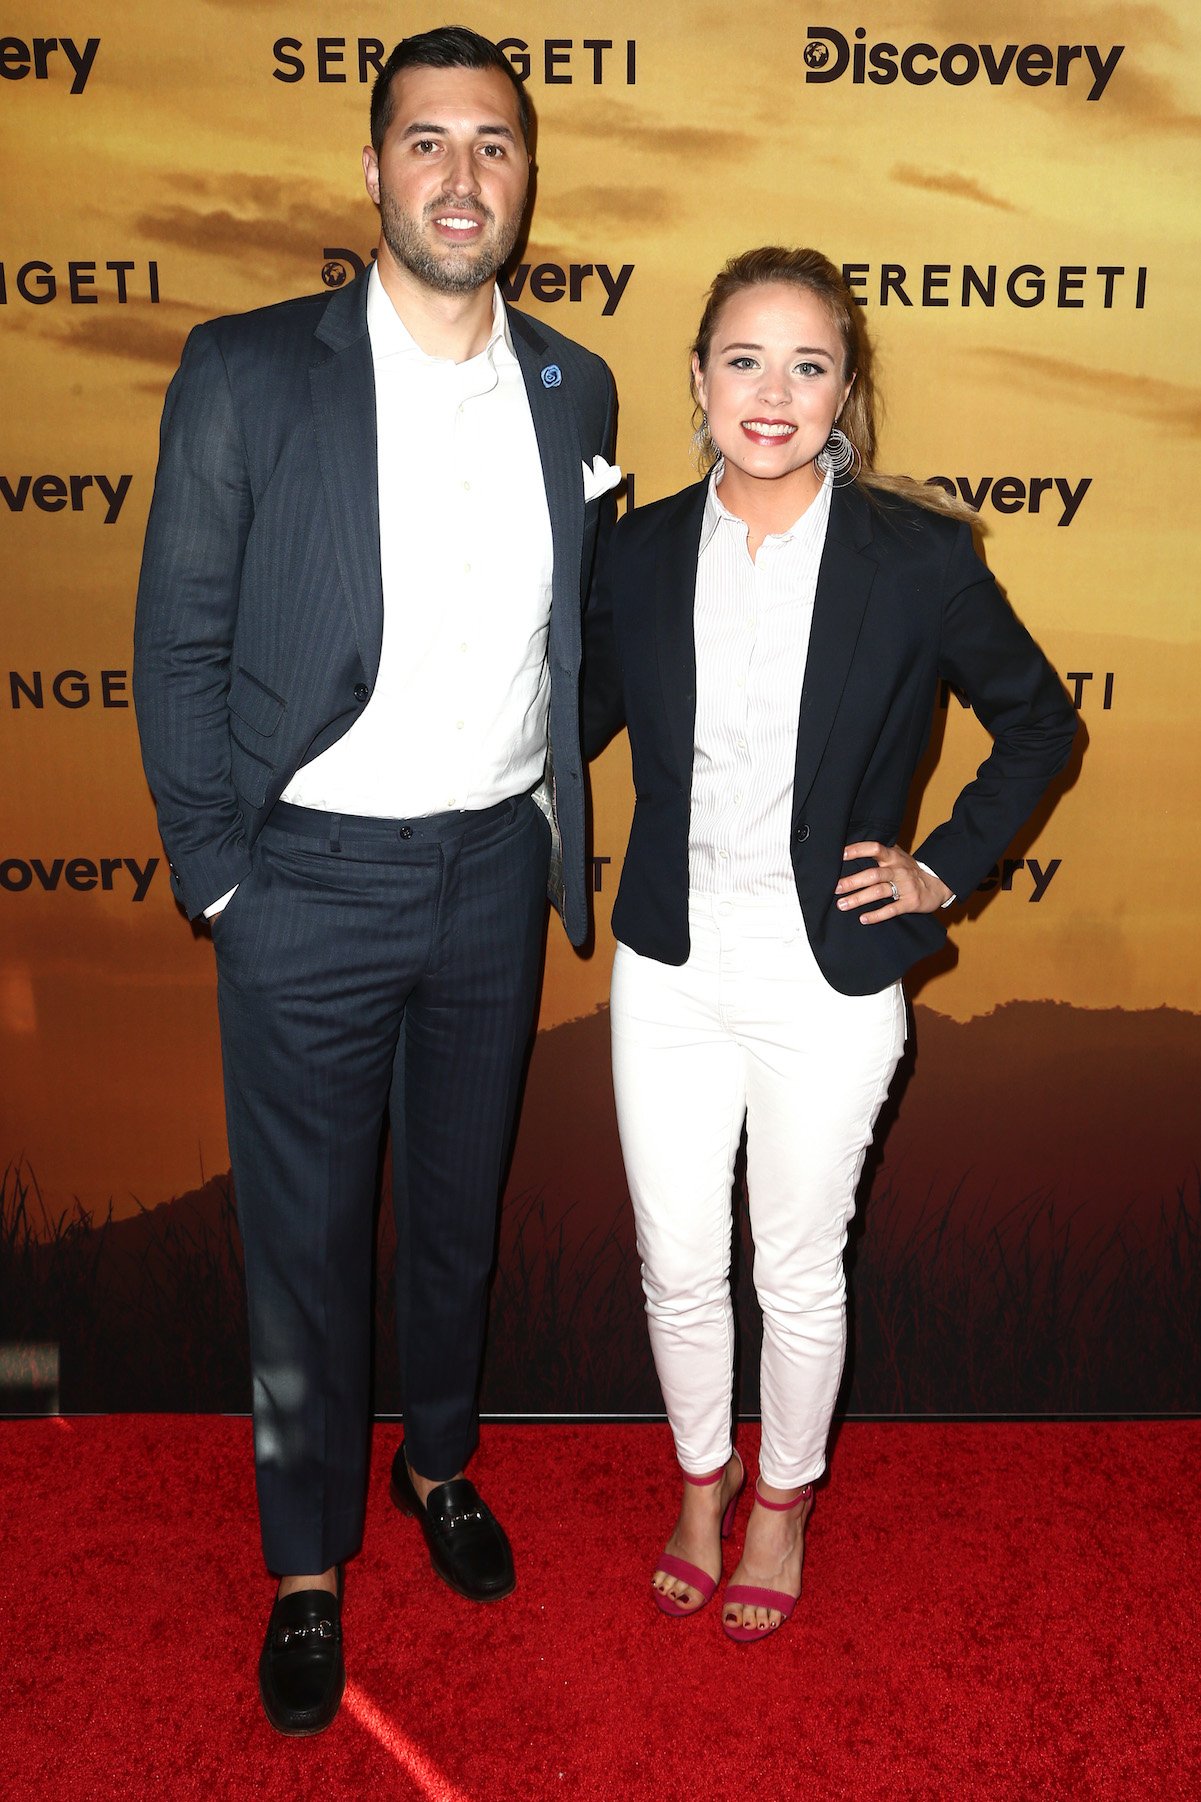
[214,794,549,1575]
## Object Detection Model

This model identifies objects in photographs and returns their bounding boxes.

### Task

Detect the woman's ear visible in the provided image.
[691,350,707,413]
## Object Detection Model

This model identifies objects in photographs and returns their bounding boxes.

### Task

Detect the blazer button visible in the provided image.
[354,683,369,703]
[794,823,810,842]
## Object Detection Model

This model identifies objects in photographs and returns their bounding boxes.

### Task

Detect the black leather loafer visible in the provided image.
[390,1451,515,1602]
[258,1573,345,1736]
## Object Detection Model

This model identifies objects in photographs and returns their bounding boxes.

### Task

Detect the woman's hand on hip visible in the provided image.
[836,843,954,923]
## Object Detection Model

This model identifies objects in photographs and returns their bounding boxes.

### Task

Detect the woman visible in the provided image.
[584,247,1077,1642]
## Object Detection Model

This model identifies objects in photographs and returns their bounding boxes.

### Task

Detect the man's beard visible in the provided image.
[378,185,523,295]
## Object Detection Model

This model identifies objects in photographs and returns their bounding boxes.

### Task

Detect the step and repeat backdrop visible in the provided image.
[3,3,1198,1416]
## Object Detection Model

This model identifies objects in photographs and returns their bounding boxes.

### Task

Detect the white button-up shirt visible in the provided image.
[282,265,554,818]
[689,467,833,897]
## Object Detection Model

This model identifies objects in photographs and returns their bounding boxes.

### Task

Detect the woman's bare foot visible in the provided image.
[722,1480,813,1634]
[652,1452,744,1611]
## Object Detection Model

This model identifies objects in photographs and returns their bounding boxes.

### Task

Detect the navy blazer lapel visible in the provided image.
[654,481,708,785]
[792,483,878,810]
[310,275,383,677]
[508,309,583,626]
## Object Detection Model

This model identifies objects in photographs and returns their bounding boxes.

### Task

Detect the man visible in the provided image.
[134,26,616,1735]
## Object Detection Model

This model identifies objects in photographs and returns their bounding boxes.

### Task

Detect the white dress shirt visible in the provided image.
[689,468,833,898]
[282,265,554,818]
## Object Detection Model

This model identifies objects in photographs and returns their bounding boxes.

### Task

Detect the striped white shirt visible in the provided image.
[282,267,554,818]
[688,466,832,898]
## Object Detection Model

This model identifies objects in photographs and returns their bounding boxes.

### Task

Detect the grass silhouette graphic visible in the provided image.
[4,1000,1199,1416]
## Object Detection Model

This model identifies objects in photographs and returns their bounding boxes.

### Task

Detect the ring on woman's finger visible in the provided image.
[889,880,900,903]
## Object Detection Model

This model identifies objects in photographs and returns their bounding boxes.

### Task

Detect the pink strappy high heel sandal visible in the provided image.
[653,1451,745,1618]
[721,1478,814,1642]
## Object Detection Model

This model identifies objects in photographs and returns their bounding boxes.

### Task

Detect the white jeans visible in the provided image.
[611,894,905,1488]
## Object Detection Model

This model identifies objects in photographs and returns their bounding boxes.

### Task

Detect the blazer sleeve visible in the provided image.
[912,524,1078,900]
[132,325,255,919]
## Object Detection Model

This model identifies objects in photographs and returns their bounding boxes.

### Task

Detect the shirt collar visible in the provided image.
[366,263,515,370]
[699,459,833,555]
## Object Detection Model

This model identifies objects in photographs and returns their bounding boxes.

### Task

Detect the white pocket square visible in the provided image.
[582,454,623,502]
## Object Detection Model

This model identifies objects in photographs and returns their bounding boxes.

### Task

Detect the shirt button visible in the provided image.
[795,823,810,842]
[718,849,728,860]
[464,563,472,574]
[456,720,464,730]
[462,480,471,490]
[735,677,745,689]
[354,683,369,702]
[459,642,468,653]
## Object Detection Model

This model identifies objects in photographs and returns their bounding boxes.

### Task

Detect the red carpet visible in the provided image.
[3,1418,1197,1800]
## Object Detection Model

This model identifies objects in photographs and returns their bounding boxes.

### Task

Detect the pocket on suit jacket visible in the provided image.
[228,669,285,806]
[230,731,274,806]
[228,667,285,738]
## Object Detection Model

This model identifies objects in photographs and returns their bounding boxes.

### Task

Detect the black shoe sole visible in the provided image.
[259,1665,345,1736]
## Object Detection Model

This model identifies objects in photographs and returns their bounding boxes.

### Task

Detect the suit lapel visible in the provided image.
[506,309,586,920]
[508,309,584,634]
[792,483,878,809]
[310,275,383,677]
[654,481,708,785]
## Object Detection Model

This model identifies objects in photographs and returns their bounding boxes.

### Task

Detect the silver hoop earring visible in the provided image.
[816,424,861,486]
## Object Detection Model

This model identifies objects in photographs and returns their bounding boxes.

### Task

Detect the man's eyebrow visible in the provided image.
[400,121,518,144]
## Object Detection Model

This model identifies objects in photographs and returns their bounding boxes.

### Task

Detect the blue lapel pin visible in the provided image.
[541,364,562,388]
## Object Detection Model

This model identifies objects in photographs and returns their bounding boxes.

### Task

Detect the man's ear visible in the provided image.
[362,145,381,206]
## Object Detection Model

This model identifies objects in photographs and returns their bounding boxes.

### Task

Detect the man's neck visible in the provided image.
[374,244,496,363]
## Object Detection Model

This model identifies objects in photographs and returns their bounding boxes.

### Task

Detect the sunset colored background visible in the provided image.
[3,2,1198,1415]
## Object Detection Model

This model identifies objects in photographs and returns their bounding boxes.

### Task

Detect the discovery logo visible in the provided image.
[803,27,1123,100]
[0,856,158,900]
[926,476,1091,527]
[2,472,132,523]
[976,858,1062,902]
[321,248,635,316]
[0,35,99,94]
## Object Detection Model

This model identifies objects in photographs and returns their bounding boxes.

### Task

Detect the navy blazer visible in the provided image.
[584,477,1078,995]
[134,273,615,943]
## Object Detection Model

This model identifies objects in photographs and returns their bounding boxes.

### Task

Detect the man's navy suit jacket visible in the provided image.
[134,272,615,944]
[583,477,1078,995]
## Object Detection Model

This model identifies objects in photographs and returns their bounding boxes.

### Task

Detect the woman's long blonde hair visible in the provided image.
[691,246,976,523]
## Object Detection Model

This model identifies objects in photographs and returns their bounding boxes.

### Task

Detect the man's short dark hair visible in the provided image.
[370,25,531,150]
